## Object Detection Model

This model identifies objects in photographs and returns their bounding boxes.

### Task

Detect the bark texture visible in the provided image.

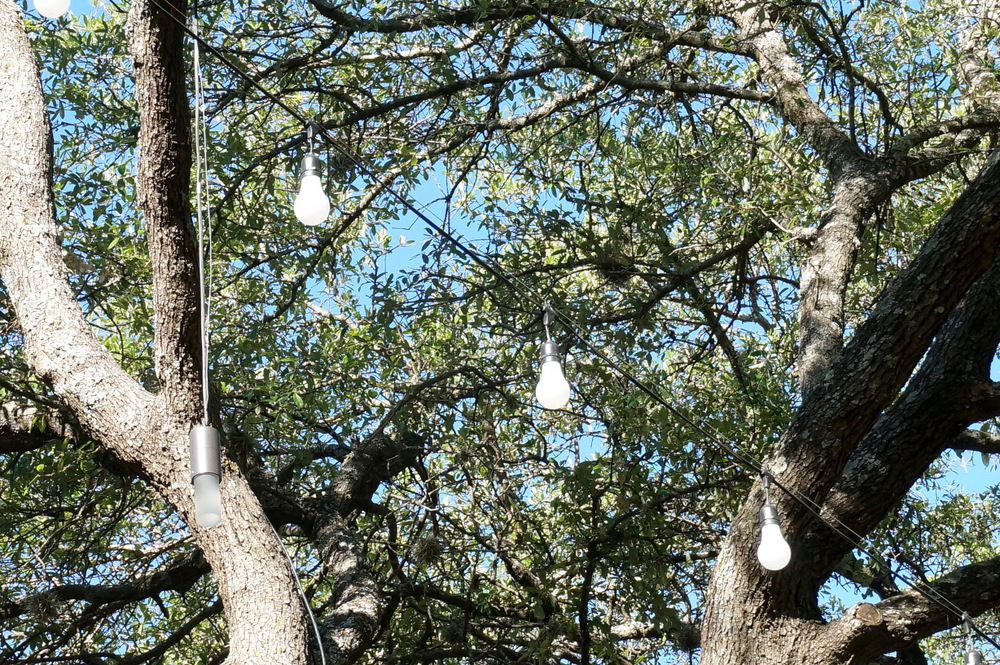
[0,2,312,663]
[698,1,1000,663]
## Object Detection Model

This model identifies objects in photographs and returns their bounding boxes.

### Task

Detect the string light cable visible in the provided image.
[191,14,212,427]
[268,520,328,665]
[125,0,1000,653]
[190,5,326,663]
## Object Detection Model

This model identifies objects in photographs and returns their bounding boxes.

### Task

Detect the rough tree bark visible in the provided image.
[1,1,314,662]
[701,145,1000,664]
[699,1,1000,663]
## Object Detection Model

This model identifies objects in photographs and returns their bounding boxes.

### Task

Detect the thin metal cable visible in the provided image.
[267,521,328,665]
[197,38,215,416]
[139,0,1000,649]
[192,19,211,426]
[187,7,326,663]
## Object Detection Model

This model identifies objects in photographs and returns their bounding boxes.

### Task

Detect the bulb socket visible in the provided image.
[190,425,222,481]
[966,649,985,665]
[759,504,780,527]
[300,153,322,179]
[539,340,561,364]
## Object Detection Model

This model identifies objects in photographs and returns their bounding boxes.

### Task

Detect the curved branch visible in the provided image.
[0,402,80,453]
[120,599,224,665]
[821,557,1000,663]
[891,112,1000,155]
[951,427,1000,454]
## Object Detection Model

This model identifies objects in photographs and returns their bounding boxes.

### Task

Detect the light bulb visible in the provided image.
[535,341,570,410]
[757,505,791,571]
[966,649,985,665]
[190,425,222,529]
[193,474,222,528]
[33,0,70,17]
[294,154,330,226]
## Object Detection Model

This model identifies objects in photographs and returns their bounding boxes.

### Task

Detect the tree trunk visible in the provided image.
[701,145,1000,664]
[0,2,311,662]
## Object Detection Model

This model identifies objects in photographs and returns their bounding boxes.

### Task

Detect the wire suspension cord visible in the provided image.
[268,521,328,665]
[185,7,327,662]
[141,0,999,651]
[191,17,211,426]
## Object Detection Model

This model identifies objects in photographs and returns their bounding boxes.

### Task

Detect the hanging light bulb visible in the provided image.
[535,304,570,410]
[536,340,571,410]
[190,425,222,528]
[33,0,70,18]
[293,122,330,226]
[756,473,791,571]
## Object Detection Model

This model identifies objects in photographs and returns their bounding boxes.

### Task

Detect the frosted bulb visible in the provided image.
[536,360,571,410]
[294,174,330,226]
[190,425,222,529]
[34,0,70,17]
[757,522,791,571]
[193,474,222,528]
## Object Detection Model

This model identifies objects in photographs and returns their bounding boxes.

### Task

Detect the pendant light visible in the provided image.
[294,121,331,226]
[190,425,222,527]
[756,473,791,571]
[188,27,222,529]
[535,304,571,410]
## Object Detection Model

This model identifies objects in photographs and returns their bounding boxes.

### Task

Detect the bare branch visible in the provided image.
[950,427,1000,455]
[0,551,209,622]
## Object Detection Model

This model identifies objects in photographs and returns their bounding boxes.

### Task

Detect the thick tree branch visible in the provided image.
[706,0,873,396]
[951,427,1000,454]
[126,0,202,414]
[778,144,1000,519]
[956,0,1000,112]
[0,402,79,453]
[0,0,155,471]
[821,557,1000,663]
[799,252,1000,581]
[315,515,382,665]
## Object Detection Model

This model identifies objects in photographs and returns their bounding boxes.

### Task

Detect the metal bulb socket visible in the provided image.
[760,504,780,527]
[190,425,222,528]
[539,340,561,363]
[299,153,322,178]
[966,649,985,665]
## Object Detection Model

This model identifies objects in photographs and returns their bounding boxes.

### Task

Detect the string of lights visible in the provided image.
[57,0,1000,655]
[147,0,1000,652]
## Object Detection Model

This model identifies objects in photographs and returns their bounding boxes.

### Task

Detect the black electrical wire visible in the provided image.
[119,0,1000,651]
